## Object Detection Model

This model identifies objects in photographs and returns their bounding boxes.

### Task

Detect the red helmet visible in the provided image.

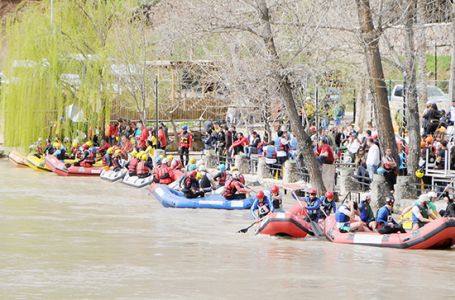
[325,191,334,199]
[190,170,197,177]
[271,185,279,194]
[256,191,265,200]
[308,188,317,195]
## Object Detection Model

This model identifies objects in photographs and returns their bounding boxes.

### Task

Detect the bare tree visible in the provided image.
[416,0,428,102]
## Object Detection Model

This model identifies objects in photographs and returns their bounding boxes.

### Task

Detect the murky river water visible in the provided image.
[0,160,454,299]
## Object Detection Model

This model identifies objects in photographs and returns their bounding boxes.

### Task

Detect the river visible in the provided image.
[0,160,454,299]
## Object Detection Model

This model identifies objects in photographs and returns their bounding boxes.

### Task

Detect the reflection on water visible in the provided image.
[0,160,454,299]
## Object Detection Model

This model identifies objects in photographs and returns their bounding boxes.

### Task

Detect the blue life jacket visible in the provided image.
[376,205,391,225]
[335,205,350,223]
[304,196,321,215]
[412,204,428,224]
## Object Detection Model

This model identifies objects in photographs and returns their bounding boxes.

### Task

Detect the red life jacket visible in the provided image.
[128,158,139,172]
[112,157,120,169]
[223,179,237,198]
[136,161,149,175]
[171,160,183,170]
[180,132,190,148]
[152,167,160,183]
[85,150,95,164]
[239,174,245,185]
[158,165,172,184]
[279,142,289,152]
[182,175,194,192]
[218,171,227,186]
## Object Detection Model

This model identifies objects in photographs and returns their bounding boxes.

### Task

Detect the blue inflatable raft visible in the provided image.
[149,184,255,210]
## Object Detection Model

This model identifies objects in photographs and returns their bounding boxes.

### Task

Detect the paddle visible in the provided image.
[237,217,264,233]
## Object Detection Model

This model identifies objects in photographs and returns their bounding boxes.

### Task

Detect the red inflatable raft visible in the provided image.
[256,204,313,238]
[324,215,455,249]
[45,156,103,177]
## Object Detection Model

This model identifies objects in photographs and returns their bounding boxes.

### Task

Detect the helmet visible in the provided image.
[107,147,114,155]
[163,158,169,164]
[167,155,174,161]
[190,170,197,177]
[385,197,395,206]
[189,158,196,164]
[218,164,226,171]
[308,188,317,195]
[72,142,78,148]
[325,191,334,199]
[418,194,429,204]
[114,149,122,156]
[427,191,437,199]
[196,172,203,180]
[231,166,239,172]
[141,154,148,161]
[361,192,371,202]
[256,191,265,200]
[377,167,386,176]
[182,125,188,131]
[188,164,196,171]
[271,185,279,194]
[87,141,93,147]
[155,156,162,163]
[415,169,425,178]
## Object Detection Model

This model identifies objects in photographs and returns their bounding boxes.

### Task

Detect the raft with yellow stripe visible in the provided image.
[8,151,29,168]
[24,154,52,172]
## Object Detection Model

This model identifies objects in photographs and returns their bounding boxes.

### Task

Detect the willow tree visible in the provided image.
[1,0,132,147]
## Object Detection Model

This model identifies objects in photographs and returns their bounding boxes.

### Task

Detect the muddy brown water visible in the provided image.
[0,160,454,299]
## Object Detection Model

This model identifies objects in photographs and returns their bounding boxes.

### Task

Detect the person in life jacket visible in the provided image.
[303,188,322,222]
[197,168,215,193]
[157,158,175,185]
[250,191,273,219]
[97,138,111,156]
[182,170,205,199]
[179,126,193,166]
[318,191,336,220]
[335,199,367,233]
[126,150,140,177]
[270,185,283,212]
[152,156,162,183]
[411,195,432,230]
[52,142,66,161]
[74,146,96,167]
[168,155,183,170]
[376,197,406,234]
[102,147,114,168]
[213,164,228,187]
[112,149,122,172]
[228,166,245,185]
[185,157,197,172]
[223,171,248,200]
[136,154,150,178]
[358,192,376,230]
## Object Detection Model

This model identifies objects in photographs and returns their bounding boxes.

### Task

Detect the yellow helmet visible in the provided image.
[53,142,60,148]
[146,146,153,154]
[138,151,145,157]
[160,154,165,159]
[141,154,148,161]
[196,172,203,180]
[167,155,174,161]
[114,149,122,156]
[72,142,78,148]
[107,147,114,155]
[231,166,239,172]
[189,158,196,164]
[131,149,138,158]
[415,169,425,178]
[87,141,93,147]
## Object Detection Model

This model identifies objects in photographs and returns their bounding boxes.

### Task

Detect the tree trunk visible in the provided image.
[256,0,326,193]
[449,2,455,103]
[404,0,420,181]
[416,0,428,103]
[355,0,398,162]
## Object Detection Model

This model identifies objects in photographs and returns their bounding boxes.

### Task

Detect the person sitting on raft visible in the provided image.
[102,147,114,168]
[125,150,139,177]
[303,188,322,222]
[439,187,455,217]
[376,197,406,234]
[270,185,283,212]
[426,191,441,220]
[319,191,336,220]
[223,171,248,200]
[197,167,215,193]
[152,156,162,183]
[73,146,96,167]
[411,195,432,230]
[182,170,205,199]
[213,164,228,187]
[97,138,111,157]
[136,154,151,178]
[52,142,66,161]
[250,191,273,219]
[359,192,376,230]
[185,157,197,172]
[156,157,175,185]
[335,200,368,233]
[168,155,183,170]
[112,150,123,172]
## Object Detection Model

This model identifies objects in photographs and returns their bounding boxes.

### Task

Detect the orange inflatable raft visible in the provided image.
[45,156,103,176]
[324,215,455,250]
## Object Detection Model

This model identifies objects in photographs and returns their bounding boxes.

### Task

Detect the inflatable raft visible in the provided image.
[150,184,254,210]
[122,173,154,188]
[256,211,313,238]
[324,215,455,249]
[100,168,127,182]
[25,154,51,172]
[45,156,103,176]
[8,151,28,168]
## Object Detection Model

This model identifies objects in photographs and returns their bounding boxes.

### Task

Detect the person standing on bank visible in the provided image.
[179,125,193,167]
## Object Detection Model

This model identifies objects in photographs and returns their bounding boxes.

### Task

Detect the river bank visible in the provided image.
[1,160,454,299]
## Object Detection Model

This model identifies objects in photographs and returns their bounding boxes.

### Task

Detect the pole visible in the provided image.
[434,43,438,84]
[50,0,54,27]
[352,88,356,124]
[155,75,159,131]
[315,84,319,138]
